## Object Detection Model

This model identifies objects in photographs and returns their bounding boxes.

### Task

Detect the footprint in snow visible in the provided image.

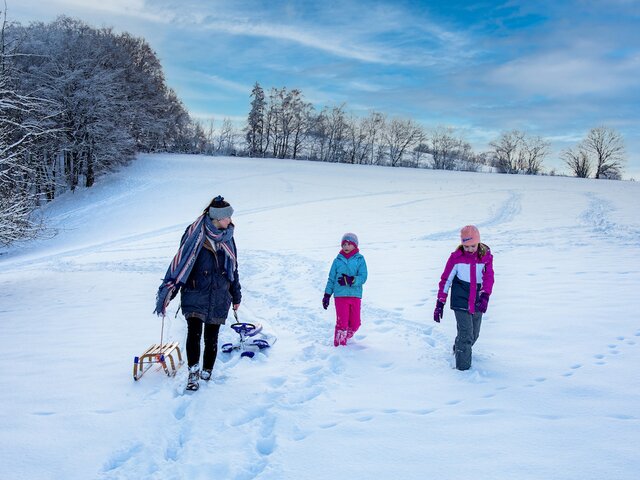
[302,366,323,375]
[256,437,276,456]
[467,409,497,416]
[338,408,362,414]
[164,432,186,462]
[102,442,144,472]
[173,401,189,420]
[607,414,635,420]
[267,376,287,388]
[412,408,436,415]
[356,415,374,422]
[319,421,338,429]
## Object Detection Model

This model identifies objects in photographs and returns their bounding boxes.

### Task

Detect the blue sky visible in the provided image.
[9,0,640,177]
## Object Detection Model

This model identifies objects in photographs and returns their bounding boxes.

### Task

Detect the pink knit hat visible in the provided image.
[460,225,480,245]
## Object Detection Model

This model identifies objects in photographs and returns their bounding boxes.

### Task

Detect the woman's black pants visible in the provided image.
[186,317,221,370]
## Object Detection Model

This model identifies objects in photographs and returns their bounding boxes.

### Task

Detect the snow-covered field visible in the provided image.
[1,154,639,480]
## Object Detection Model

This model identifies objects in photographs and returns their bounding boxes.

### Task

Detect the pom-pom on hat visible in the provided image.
[208,195,234,220]
[341,232,359,247]
[460,225,480,246]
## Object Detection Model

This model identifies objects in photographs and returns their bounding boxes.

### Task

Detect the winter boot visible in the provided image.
[200,369,212,382]
[186,364,200,391]
[334,328,348,347]
[346,329,354,340]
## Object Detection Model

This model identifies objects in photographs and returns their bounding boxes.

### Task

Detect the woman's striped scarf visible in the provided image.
[154,214,237,316]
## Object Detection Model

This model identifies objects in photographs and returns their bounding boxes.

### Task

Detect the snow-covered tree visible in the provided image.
[246,82,265,157]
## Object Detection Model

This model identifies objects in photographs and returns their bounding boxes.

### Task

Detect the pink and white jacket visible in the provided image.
[437,245,494,314]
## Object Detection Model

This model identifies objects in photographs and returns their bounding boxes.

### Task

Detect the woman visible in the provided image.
[155,195,241,391]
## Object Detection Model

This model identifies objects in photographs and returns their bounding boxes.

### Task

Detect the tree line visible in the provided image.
[243,83,627,180]
[1,15,206,245]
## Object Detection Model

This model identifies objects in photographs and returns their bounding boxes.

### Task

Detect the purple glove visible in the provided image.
[476,293,490,313]
[338,274,355,286]
[322,293,331,310]
[338,275,355,286]
[433,300,445,323]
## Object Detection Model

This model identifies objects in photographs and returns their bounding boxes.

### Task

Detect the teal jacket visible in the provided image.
[325,252,368,298]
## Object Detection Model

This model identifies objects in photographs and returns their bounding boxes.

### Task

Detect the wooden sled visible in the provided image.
[133,316,184,381]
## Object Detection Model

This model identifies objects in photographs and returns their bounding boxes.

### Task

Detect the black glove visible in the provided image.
[433,300,445,323]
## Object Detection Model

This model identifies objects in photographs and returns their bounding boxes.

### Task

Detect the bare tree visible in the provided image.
[216,118,236,155]
[384,118,425,167]
[344,114,368,164]
[362,111,386,165]
[490,130,548,174]
[582,126,625,179]
[521,135,549,175]
[427,126,466,170]
[562,146,592,178]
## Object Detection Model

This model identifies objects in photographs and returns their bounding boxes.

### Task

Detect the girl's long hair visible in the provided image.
[457,242,489,258]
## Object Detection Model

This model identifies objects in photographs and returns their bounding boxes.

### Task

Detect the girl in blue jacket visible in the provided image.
[323,233,368,346]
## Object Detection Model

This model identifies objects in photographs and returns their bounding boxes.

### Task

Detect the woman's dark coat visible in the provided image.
[180,239,241,324]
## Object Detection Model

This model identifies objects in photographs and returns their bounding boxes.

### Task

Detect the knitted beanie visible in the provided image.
[208,195,234,220]
[460,225,480,245]
[341,232,359,247]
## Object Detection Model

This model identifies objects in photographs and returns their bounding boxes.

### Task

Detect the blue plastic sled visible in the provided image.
[221,312,274,358]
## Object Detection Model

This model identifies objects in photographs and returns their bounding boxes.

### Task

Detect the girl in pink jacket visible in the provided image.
[433,225,494,370]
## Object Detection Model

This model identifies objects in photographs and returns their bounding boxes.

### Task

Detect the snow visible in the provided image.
[1,153,639,480]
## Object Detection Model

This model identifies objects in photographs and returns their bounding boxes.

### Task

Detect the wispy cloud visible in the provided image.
[29,0,171,23]
[486,47,640,97]
[151,1,477,68]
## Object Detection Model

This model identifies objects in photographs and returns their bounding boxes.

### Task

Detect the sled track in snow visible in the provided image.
[580,193,640,246]
[419,191,522,242]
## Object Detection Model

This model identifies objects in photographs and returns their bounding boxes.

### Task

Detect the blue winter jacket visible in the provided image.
[325,252,368,298]
[180,239,241,324]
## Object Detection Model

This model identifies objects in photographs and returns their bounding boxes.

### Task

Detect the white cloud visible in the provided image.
[486,47,640,97]
[26,0,171,23]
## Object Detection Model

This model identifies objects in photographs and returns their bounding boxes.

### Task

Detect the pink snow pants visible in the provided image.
[334,297,361,346]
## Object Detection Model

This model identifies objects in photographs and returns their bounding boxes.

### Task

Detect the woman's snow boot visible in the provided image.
[186,364,200,391]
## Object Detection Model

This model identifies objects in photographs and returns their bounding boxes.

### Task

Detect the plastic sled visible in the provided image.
[221,311,274,358]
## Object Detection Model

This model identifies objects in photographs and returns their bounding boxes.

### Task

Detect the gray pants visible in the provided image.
[454,310,483,371]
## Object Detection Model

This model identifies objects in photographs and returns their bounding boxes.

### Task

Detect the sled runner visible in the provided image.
[221,311,275,358]
[133,316,184,381]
